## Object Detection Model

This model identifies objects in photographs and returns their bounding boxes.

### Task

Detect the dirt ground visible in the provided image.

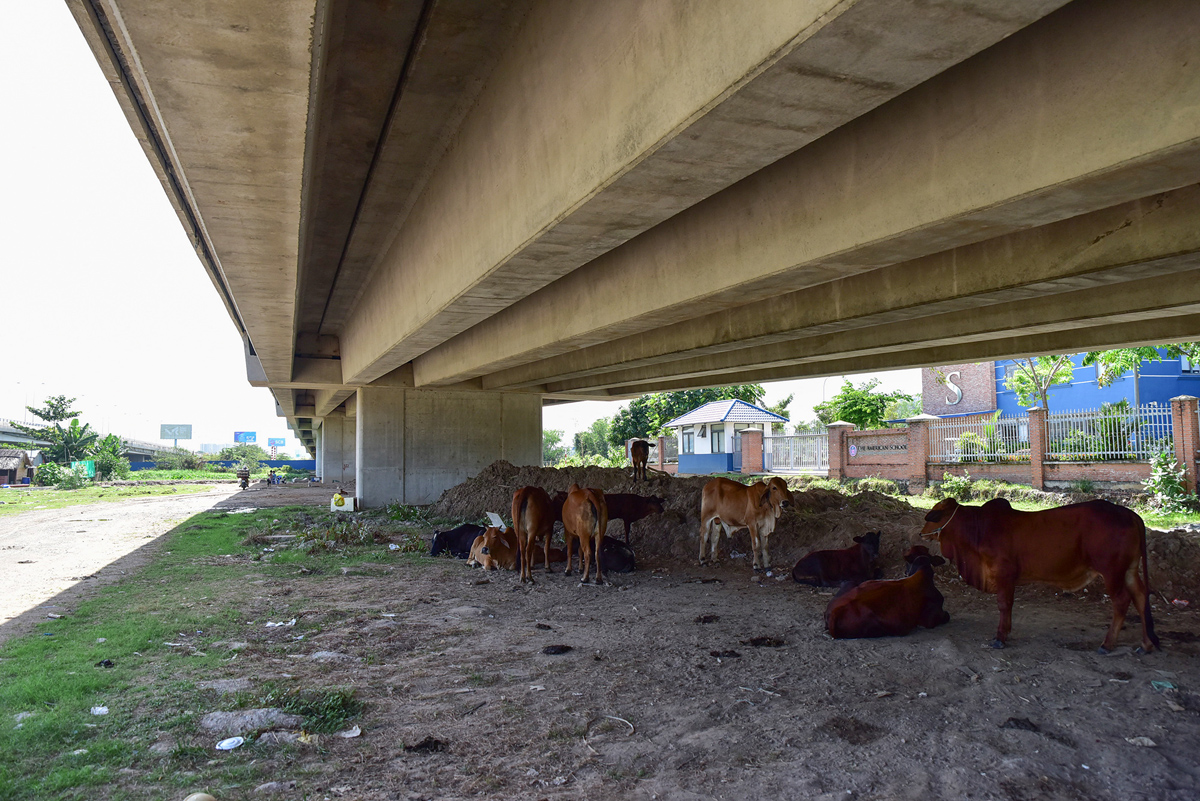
[8,468,1200,799]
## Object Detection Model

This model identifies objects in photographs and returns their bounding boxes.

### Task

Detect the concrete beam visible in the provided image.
[555,265,1200,392]
[416,0,1200,388]
[339,0,1064,384]
[486,186,1200,390]
[596,314,1200,397]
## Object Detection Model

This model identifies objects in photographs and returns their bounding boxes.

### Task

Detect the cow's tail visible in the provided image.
[516,495,530,561]
[584,499,600,537]
[1138,516,1161,651]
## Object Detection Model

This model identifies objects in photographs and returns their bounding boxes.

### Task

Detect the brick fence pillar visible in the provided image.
[656,436,667,472]
[1028,407,1046,491]
[1170,395,1199,493]
[740,429,764,474]
[827,421,854,481]
[905,414,938,495]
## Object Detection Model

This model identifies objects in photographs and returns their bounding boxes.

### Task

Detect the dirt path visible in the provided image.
[0,483,334,646]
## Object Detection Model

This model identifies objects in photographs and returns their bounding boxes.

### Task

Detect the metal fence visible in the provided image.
[764,432,828,473]
[927,413,1030,463]
[1045,403,1173,461]
[661,436,678,464]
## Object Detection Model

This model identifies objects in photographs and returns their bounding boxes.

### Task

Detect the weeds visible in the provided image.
[237,684,363,734]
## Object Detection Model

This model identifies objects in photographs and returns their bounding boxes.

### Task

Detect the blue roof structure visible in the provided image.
[663,399,788,428]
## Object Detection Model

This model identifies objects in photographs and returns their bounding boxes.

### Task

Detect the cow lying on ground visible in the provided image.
[921,497,1160,653]
[431,523,486,559]
[825,547,950,639]
[600,537,636,573]
[511,487,568,583]
[630,439,650,481]
[562,484,609,584]
[467,526,519,571]
[698,476,793,572]
[792,532,882,587]
[604,493,665,544]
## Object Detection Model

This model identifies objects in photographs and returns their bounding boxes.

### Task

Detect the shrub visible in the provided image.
[854,476,902,496]
[154,450,208,471]
[1070,478,1096,495]
[1142,450,1192,514]
[33,462,64,486]
[938,471,973,501]
[55,464,92,490]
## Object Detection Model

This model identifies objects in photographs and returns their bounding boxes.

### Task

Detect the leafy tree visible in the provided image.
[765,393,793,433]
[542,429,569,465]
[884,395,923,421]
[1082,344,1200,388]
[608,384,767,445]
[576,418,618,461]
[216,443,270,463]
[1004,355,1075,411]
[10,394,80,449]
[93,433,131,480]
[53,418,99,463]
[813,379,913,430]
[792,418,825,433]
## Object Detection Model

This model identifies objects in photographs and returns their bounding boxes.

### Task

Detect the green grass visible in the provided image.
[123,468,239,481]
[0,504,412,799]
[0,484,219,518]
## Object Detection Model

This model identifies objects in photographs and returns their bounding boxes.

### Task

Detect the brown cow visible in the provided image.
[630,439,650,481]
[467,526,520,571]
[825,547,950,639]
[562,484,609,585]
[511,487,568,583]
[921,497,1160,653]
[604,493,665,543]
[791,531,882,587]
[698,476,793,572]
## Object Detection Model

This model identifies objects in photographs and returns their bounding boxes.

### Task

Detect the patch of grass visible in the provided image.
[0,484,218,518]
[236,684,363,734]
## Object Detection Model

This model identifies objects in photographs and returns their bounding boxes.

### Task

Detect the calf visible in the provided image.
[699,476,794,572]
[562,484,609,584]
[604,493,665,543]
[792,532,882,587]
[511,487,568,583]
[431,523,486,559]
[467,526,520,571]
[630,439,650,481]
[825,548,950,639]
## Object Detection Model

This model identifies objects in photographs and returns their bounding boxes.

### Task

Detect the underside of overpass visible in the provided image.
[70,0,1200,504]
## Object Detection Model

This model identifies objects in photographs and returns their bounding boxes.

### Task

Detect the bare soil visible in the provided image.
[8,468,1200,799]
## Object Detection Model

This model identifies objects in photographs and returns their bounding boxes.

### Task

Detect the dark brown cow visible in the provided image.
[824,547,950,639]
[630,440,650,481]
[921,497,1160,653]
[562,484,609,585]
[792,531,882,587]
[604,493,665,543]
[511,487,568,583]
[698,476,793,572]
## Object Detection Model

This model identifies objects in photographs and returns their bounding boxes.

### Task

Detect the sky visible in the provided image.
[1,3,920,454]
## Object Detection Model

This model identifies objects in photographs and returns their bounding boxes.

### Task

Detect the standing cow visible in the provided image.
[921,497,1160,653]
[562,484,609,585]
[511,486,567,583]
[630,439,650,482]
[698,476,793,573]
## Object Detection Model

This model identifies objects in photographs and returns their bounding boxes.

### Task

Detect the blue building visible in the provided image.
[994,350,1200,415]
[664,400,788,475]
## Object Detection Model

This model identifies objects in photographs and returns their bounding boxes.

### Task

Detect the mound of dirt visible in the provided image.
[432,461,929,574]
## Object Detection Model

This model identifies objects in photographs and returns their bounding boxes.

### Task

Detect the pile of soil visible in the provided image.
[433,461,1200,597]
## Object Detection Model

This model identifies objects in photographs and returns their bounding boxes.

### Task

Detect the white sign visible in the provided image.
[160,424,192,440]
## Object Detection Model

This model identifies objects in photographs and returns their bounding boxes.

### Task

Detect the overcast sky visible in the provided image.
[2,3,920,453]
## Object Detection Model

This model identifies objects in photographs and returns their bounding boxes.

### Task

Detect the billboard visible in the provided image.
[268,438,286,447]
[160,424,192,440]
[234,431,257,443]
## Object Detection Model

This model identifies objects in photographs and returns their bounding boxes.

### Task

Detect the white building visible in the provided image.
[663,399,787,474]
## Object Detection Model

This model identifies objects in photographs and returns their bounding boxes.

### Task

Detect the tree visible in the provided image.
[216,443,270,463]
[576,418,617,461]
[542,429,569,465]
[813,379,913,430]
[884,395,923,421]
[1004,355,1075,410]
[608,384,767,446]
[1082,344,1200,389]
[10,394,80,447]
[93,434,131,480]
[766,393,793,433]
[52,418,99,464]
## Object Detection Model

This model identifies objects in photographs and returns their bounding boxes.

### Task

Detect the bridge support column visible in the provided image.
[317,412,355,487]
[354,386,541,508]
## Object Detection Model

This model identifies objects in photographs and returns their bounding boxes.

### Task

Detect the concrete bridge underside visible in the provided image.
[70,0,1200,504]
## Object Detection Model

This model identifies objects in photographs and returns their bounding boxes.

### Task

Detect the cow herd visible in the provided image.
[430,471,1163,655]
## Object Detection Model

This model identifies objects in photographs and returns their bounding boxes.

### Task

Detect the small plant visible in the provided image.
[854,476,901,496]
[938,471,973,501]
[33,462,64,486]
[237,685,363,733]
[1142,449,1192,514]
[387,502,428,523]
[1070,478,1096,495]
[55,464,92,490]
